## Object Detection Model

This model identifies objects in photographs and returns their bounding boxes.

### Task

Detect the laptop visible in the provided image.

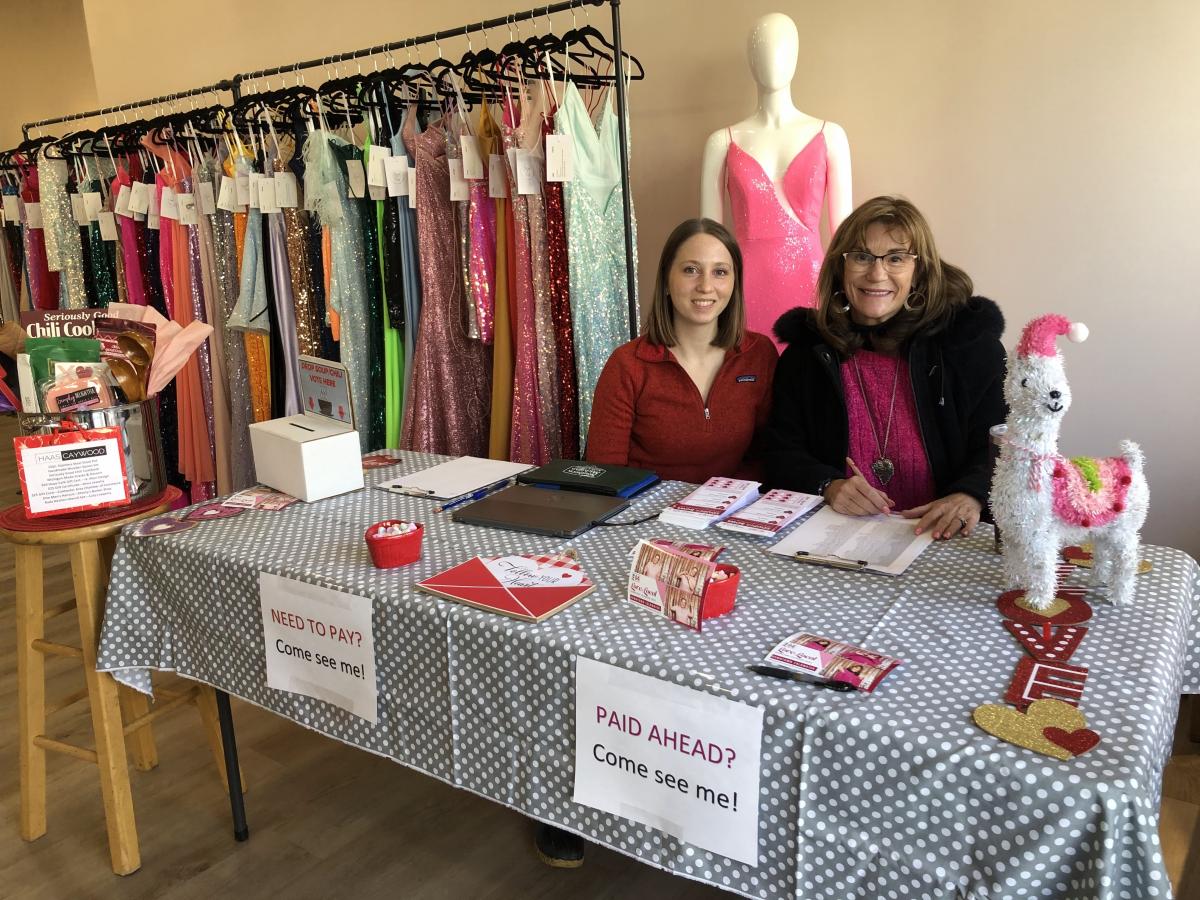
[452,485,630,538]
[517,460,659,498]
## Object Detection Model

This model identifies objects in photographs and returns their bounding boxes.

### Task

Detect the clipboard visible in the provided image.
[767,506,933,576]
[377,456,534,502]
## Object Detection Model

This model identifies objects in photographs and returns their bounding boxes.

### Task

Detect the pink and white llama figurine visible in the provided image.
[991,314,1149,608]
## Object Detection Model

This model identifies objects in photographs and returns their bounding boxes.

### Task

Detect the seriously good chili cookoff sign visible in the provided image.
[573,657,764,865]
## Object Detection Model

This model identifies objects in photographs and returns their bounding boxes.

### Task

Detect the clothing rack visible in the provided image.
[20,80,236,139]
[18,0,639,339]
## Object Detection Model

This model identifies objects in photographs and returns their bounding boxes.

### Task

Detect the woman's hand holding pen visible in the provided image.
[822,457,895,517]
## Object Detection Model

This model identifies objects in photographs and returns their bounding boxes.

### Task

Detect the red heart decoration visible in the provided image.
[997,588,1093,626]
[1042,726,1100,756]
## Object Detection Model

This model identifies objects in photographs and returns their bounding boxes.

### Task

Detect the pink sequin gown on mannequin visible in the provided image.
[725,124,827,342]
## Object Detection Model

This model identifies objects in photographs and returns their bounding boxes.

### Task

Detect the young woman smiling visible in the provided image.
[765,196,1006,539]
[585,218,778,483]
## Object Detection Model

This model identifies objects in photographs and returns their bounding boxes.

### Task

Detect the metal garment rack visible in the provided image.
[19,0,639,338]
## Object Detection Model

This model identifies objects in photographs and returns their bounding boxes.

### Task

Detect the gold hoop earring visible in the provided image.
[832,290,851,313]
[903,290,926,311]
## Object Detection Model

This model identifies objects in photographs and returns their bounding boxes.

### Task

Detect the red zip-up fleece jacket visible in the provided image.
[586,332,778,483]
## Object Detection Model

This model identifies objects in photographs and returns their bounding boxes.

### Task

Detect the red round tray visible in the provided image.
[0,486,182,533]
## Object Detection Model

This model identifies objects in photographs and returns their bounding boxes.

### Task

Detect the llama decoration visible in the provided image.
[991,314,1149,610]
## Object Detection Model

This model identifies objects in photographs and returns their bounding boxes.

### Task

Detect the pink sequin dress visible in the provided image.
[400,121,492,456]
[725,124,827,343]
[499,92,554,465]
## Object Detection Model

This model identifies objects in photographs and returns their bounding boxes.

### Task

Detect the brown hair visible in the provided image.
[644,218,745,349]
[813,196,974,357]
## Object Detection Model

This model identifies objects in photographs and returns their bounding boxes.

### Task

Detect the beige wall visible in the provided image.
[11,1,1200,556]
[0,0,97,148]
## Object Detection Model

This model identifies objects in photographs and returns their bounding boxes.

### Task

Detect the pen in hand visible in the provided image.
[843,457,895,515]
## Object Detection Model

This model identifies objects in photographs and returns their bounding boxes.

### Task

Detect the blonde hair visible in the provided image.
[644,218,746,349]
[814,196,973,356]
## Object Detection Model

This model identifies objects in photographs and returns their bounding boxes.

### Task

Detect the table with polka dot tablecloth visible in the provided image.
[97,453,1200,900]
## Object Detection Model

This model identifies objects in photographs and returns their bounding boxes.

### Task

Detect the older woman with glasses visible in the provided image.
[764,196,1006,539]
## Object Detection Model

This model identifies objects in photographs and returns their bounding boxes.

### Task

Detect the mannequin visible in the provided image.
[700,13,852,341]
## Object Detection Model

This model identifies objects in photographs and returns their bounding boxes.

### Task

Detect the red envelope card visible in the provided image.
[418,552,594,622]
[13,426,131,518]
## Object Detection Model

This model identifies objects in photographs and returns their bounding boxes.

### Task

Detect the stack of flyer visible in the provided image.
[657,477,760,529]
[716,489,822,536]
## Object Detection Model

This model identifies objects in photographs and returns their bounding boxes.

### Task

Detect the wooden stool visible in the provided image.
[2,501,234,875]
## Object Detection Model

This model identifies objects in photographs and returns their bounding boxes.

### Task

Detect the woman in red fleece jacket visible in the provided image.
[586,218,778,482]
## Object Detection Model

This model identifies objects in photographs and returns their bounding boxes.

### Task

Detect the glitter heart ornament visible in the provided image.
[185,503,245,521]
[973,699,1091,761]
[130,516,198,537]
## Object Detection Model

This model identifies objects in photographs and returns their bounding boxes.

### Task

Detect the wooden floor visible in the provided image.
[0,417,1196,899]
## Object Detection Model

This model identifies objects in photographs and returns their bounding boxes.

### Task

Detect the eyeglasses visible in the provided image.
[842,251,919,273]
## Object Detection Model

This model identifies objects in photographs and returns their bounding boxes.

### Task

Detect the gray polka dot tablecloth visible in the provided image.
[97,452,1200,900]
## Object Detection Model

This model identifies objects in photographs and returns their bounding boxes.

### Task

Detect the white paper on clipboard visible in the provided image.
[767,506,933,575]
[376,456,535,501]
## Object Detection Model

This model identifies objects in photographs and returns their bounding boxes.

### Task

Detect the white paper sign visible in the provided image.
[259,572,378,723]
[384,155,409,197]
[257,178,280,214]
[17,436,129,515]
[217,175,240,212]
[573,657,763,865]
[407,165,418,208]
[177,192,198,225]
[197,180,217,215]
[82,191,103,221]
[24,202,43,229]
[367,145,391,187]
[159,187,179,220]
[460,135,484,180]
[235,174,251,206]
[447,157,468,202]
[488,154,508,199]
[70,193,87,226]
[115,184,133,218]
[128,181,151,215]
[247,173,263,209]
[2,194,19,220]
[544,134,574,182]
[345,158,367,199]
[515,148,541,195]
[98,211,119,241]
[274,171,299,208]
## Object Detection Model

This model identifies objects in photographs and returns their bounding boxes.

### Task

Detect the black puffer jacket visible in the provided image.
[763,296,1006,506]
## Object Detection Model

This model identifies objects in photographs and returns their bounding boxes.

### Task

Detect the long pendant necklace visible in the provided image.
[850,354,900,486]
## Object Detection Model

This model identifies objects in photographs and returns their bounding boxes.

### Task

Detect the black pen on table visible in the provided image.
[435,479,514,513]
[746,664,856,692]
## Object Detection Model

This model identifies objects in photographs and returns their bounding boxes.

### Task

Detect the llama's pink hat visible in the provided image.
[1016,314,1089,357]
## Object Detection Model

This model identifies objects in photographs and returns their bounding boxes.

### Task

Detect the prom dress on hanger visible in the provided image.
[304,131,372,451]
[400,120,491,456]
[724,123,827,338]
[38,151,88,309]
[502,95,544,463]
[557,82,639,448]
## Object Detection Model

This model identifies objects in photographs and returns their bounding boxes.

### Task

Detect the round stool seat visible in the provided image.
[0,487,181,545]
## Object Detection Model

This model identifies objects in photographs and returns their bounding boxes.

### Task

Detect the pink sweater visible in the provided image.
[841,350,936,511]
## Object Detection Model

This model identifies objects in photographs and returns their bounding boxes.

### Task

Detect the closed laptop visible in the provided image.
[452,484,629,538]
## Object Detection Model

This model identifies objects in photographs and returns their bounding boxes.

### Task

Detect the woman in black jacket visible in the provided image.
[764,196,1006,539]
